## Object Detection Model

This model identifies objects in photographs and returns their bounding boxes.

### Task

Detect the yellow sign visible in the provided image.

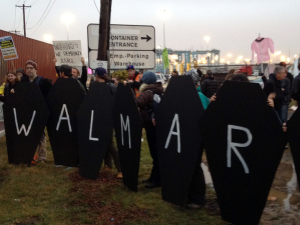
[0,36,18,61]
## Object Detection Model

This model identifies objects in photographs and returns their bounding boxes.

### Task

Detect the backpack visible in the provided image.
[146,90,161,121]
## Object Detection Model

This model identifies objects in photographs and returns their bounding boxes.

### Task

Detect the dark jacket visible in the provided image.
[291,73,300,102]
[201,76,218,98]
[107,82,117,98]
[281,78,291,105]
[21,75,52,99]
[263,74,284,111]
[0,82,19,102]
[286,72,293,90]
[136,83,164,128]
[55,66,88,91]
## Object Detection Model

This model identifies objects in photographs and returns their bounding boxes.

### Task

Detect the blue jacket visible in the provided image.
[197,86,209,109]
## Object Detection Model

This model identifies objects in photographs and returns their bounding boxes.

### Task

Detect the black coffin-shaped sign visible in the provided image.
[156,76,204,207]
[287,108,300,186]
[113,83,142,192]
[46,78,85,167]
[3,82,50,164]
[200,81,287,225]
[77,83,113,180]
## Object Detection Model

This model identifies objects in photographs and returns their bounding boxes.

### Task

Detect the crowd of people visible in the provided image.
[1,58,300,210]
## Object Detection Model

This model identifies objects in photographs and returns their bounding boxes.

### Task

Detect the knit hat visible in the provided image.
[16,68,26,76]
[25,60,37,70]
[142,71,157,85]
[95,67,107,76]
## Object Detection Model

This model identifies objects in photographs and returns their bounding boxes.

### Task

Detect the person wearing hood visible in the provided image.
[94,67,122,179]
[263,66,287,122]
[201,70,218,98]
[16,68,28,80]
[136,71,164,189]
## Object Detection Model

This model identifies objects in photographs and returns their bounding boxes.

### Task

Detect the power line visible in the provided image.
[29,0,57,36]
[26,7,31,25]
[27,0,52,29]
[31,0,40,5]
[14,4,17,29]
[93,0,100,14]
[17,11,22,29]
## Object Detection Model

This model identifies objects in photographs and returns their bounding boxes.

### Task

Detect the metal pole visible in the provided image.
[67,24,69,40]
[22,4,26,37]
[163,12,166,75]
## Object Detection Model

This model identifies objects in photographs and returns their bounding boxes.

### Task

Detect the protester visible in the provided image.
[60,64,86,92]
[0,71,20,102]
[224,69,237,81]
[263,66,287,121]
[54,57,87,91]
[135,71,163,188]
[16,68,28,80]
[172,70,179,76]
[279,62,293,89]
[281,77,291,123]
[22,60,52,163]
[185,71,209,209]
[291,61,300,102]
[201,70,218,98]
[94,67,122,179]
[126,65,142,97]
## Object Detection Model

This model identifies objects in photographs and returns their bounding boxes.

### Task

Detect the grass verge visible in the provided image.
[0,133,225,225]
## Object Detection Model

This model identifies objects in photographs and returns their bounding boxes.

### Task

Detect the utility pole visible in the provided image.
[97,0,112,62]
[16,4,31,37]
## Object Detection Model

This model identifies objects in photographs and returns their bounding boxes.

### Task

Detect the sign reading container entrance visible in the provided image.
[87,24,156,70]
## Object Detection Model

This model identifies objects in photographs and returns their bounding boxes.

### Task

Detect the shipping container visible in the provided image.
[0,30,57,83]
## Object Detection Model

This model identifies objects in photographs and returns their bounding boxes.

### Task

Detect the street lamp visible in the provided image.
[43,34,53,43]
[204,36,210,50]
[61,13,75,40]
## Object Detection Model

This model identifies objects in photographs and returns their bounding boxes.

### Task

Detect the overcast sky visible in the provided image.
[1,0,300,62]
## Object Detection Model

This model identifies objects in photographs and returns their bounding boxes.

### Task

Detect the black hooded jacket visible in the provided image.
[201,76,218,98]
[263,74,284,111]
[21,75,52,99]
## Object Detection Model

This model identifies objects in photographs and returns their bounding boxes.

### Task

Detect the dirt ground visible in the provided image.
[260,149,300,225]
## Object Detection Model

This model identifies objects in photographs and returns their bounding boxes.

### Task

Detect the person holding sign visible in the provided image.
[0,71,20,102]
[54,57,87,91]
[22,60,52,163]
[94,67,122,179]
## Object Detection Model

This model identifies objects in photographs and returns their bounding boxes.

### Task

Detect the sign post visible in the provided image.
[88,24,156,70]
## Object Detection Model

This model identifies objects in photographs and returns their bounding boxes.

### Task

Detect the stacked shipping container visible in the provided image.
[0,30,56,82]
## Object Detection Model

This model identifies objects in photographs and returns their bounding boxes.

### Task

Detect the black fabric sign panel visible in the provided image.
[3,82,50,164]
[287,108,300,187]
[46,78,85,167]
[156,76,204,207]
[113,83,142,192]
[77,83,113,180]
[200,81,287,225]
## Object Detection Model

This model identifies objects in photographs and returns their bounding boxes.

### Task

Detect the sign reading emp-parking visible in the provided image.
[0,36,18,61]
[87,24,156,70]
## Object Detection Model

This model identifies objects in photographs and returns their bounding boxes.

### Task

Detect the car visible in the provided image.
[250,77,264,89]
[155,74,165,84]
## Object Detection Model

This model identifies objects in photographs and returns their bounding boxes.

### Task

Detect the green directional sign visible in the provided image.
[162,48,169,68]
